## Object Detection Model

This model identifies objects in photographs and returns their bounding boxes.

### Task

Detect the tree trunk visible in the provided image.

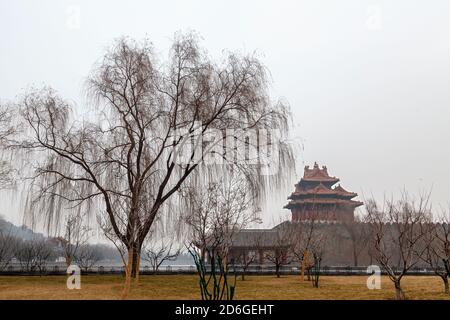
[134,253,141,282]
[200,248,206,264]
[121,247,134,300]
[131,247,139,278]
[442,276,449,294]
[301,250,309,281]
[129,242,142,281]
[444,259,450,294]
[65,256,72,268]
[300,259,305,281]
[394,279,405,300]
[276,264,280,278]
[353,249,358,267]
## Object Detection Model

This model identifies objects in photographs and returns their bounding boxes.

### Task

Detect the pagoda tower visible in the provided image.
[284,162,363,222]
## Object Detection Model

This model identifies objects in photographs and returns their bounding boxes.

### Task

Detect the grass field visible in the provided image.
[0,275,449,300]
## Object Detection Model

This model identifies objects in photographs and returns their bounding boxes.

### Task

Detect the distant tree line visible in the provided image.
[0,222,116,274]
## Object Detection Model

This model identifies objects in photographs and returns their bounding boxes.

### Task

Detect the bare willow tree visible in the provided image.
[0,107,18,270]
[0,104,15,188]
[366,194,430,300]
[17,32,295,297]
[420,209,450,294]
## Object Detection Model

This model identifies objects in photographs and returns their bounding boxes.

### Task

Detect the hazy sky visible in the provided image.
[1,0,450,227]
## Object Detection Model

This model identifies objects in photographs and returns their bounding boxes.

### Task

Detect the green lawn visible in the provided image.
[0,275,449,300]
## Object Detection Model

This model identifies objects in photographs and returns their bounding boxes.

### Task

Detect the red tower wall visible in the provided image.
[291,205,355,222]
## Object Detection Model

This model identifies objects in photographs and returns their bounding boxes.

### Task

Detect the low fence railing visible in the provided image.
[0,263,443,276]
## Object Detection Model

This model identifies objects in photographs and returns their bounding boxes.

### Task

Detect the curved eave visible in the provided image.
[285,199,364,209]
[298,178,340,184]
[353,201,364,207]
[289,192,358,199]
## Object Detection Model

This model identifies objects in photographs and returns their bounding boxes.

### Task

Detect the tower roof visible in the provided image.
[299,162,339,184]
[333,184,357,198]
[285,162,363,222]
[289,183,358,199]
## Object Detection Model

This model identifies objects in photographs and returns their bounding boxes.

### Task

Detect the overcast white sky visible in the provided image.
[1,0,450,228]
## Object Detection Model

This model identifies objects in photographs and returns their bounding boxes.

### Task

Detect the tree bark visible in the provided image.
[129,242,142,280]
[65,256,72,268]
[300,260,304,281]
[444,259,450,294]
[121,247,134,299]
[394,279,405,300]
[442,276,449,294]
[353,250,358,267]
[134,253,141,282]
[131,247,138,278]
[300,250,309,281]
